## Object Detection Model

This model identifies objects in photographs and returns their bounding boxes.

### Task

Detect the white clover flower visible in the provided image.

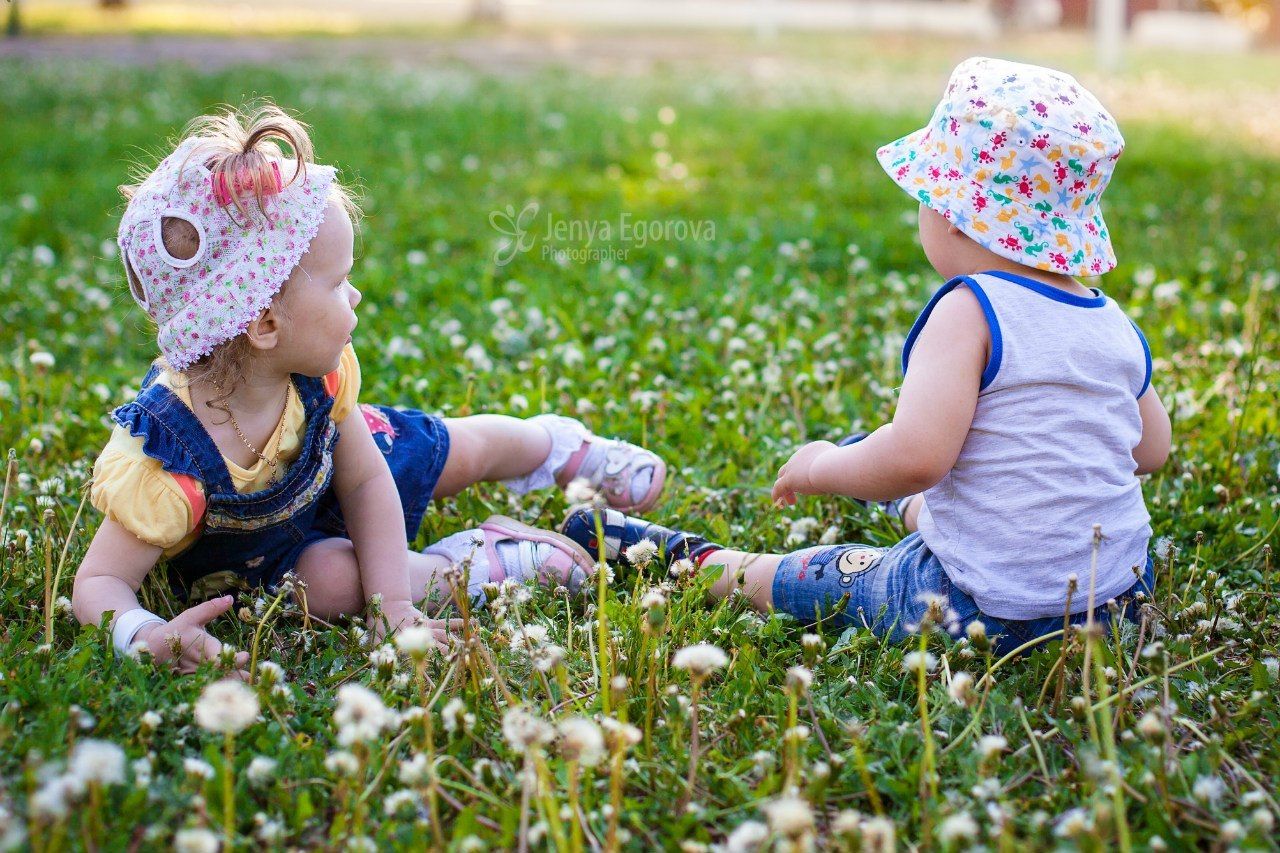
[509,624,549,652]
[256,660,285,687]
[368,644,398,672]
[30,776,74,821]
[324,751,360,777]
[399,753,429,785]
[394,626,437,658]
[502,706,554,752]
[384,789,418,817]
[785,517,821,547]
[532,644,565,673]
[173,827,220,853]
[624,539,659,567]
[762,795,814,839]
[1252,807,1275,833]
[785,666,813,694]
[640,588,668,610]
[68,739,126,786]
[1137,711,1166,741]
[565,478,599,505]
[29,351,55,369]
[902,651,937,675]
[183,757,216,780]
[132,755,153,788]
[669,558,697,578]
[1054,807,1092,838]
[255,817,285,843]
[976,735,1008,762]
[938,812,978,843]
[1192,774,1226,805]
[831,809,861,836]
[948,672,975,707]
[246,756,277,786]
[723,819,769,853]
[557,717,605,767]
[672,643,729,678]
[442,697,475,734]
[194,679,259,735]
[600,718,642,749]
[860,816,895,852]
[334,684,394,746]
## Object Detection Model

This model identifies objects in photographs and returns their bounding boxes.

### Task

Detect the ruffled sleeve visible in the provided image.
[90,426,201,550]
[330,343,362,422]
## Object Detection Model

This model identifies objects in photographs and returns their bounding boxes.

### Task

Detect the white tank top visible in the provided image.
[906,271,1153,620]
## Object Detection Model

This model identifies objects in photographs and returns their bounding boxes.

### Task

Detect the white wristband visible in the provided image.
[112,608,167,655]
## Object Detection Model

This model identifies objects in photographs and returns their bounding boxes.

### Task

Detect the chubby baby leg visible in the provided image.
[434,413,666,512]
[290,537,456,619]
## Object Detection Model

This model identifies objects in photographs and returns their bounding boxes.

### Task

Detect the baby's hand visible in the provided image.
[139,595,250,680]
[373,600,461,650]
[772,440,838,506]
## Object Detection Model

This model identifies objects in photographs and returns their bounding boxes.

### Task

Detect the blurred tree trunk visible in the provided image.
[469,0,503,24]
[1267,0,1280,45]
[6,0,20,37]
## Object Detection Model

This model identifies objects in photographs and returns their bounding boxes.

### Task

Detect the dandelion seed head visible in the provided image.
[558,717,606,766]
[672,643,729,677]
[902,651,937,675]
[762,795,814,839]
[173,827,220,853]
[723,819,769,853]
[193,679,259,735]
[938,812,978,843]
[68,739,126,787]
[976,734,1008,761]
[624,539,659,567]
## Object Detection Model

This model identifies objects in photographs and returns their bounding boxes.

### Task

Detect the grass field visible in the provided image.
[2,45,1279,850]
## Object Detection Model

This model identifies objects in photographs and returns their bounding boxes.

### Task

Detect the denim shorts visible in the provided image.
[771,532,1155,656]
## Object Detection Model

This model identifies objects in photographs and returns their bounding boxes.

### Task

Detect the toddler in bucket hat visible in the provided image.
[877,55,1123,276]
[557,56,1171,660]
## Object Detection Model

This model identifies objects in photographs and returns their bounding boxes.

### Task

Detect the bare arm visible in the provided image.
[73,518,247,676]
[774,287,986,503]
[73,518,164,630]
[330,406,419,634]
[1133,387,1171,475]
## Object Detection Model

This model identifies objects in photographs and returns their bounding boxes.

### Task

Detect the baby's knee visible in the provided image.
[293,538,363,619]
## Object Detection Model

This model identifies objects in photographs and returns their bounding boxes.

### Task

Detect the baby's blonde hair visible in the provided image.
[119,101,362,411]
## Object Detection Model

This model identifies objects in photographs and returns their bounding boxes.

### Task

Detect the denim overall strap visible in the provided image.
[164,371,338,599]
[110,367,237,494]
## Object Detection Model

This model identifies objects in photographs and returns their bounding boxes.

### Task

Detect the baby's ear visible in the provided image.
[244,307,281,351]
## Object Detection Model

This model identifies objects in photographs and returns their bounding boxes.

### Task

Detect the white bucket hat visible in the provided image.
[877,56,1124,277]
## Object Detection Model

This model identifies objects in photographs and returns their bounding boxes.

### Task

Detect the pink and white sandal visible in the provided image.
[479,515,596,593]
[555,437,667,514]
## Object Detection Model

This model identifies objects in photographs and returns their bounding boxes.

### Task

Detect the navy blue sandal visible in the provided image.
[560,506,720,568]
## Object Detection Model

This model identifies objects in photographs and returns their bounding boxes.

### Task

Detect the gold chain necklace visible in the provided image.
[217,382,292,468]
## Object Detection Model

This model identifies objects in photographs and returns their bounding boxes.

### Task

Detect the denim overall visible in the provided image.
[111,365,450,601]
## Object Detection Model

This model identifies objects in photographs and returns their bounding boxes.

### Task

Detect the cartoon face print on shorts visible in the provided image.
[361,404,398,455]
[810,546,885,587]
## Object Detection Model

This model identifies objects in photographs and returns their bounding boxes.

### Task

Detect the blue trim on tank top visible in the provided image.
[982,269,1108,308]
[1128,318,1153,398]
[902,275,1003,391]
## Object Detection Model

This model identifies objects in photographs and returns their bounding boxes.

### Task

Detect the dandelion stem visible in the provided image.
[567,759,585,853]
[222,731,236,844]
[248,585,289,685]
[0,450,17,567]
[682,678,703,808]
[592,509,611,714]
